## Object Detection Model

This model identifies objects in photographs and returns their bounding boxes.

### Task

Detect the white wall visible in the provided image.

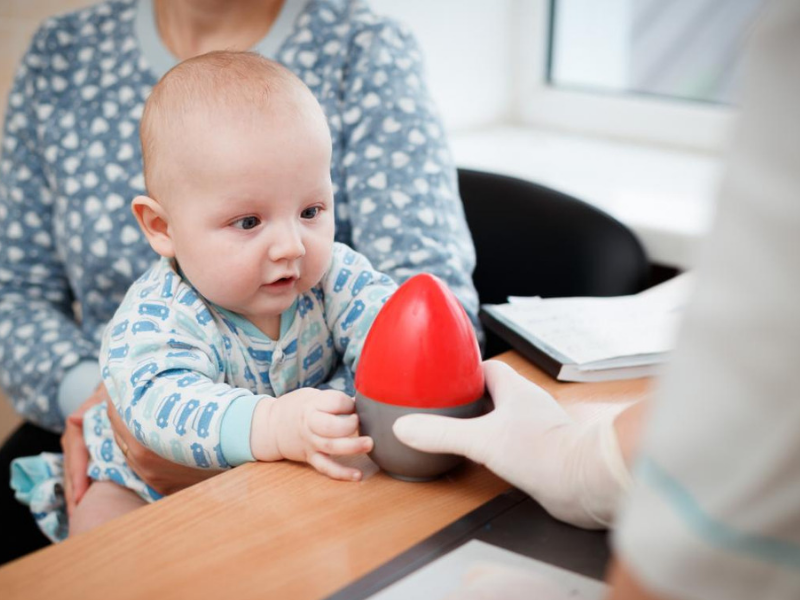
[369,0,515,132]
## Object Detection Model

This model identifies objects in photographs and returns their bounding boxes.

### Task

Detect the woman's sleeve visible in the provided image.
[0,25,98,432]
[339,19,481,335]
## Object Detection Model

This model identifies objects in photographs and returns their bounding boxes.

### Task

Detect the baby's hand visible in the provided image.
[250,388,373,481]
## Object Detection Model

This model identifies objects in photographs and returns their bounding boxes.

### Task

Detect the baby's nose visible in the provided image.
[268,225,305,262]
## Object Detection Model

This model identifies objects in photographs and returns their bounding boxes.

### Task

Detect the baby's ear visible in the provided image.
[131,195,175,258]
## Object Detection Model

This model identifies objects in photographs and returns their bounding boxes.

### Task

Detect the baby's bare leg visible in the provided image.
[69,481,147,537]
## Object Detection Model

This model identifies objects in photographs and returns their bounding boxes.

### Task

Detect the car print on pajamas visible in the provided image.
[92,412,104,436]
[247,347,272,363]
[166,350,199,360]
[220,317,238,334]
[341,300,365,330]
[351,270,372,296]
[156,393,181,428]
[214,444,230,469]
[333,268,352,293]
[354,304,380,337]
[167,338,194,351]
[175,399,201,436]
[104,467,126,487]
[170,440,186,464]
[138,282,159,298]
[131,380,154,406]
[130,361,158,386]
[196,402,219,438]
[138,301,170,320]
[161,271,175,298]
[298,294,314,317]
[196,307,213,326]
[303,367,325,387]
[176,373,201,388]
[107,344,130,360]
[132,419,145,444]
[110,319,129,340]
[191,443,211,468]
[303,343,324,369]
[148,432,164,457]
[100,438,114,462]
[178,288,199,306]
[131,319,160,335]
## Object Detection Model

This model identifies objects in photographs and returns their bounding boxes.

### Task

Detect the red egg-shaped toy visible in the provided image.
[355,274,487,481]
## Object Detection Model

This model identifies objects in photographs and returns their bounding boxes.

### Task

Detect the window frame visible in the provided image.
[511,0,737,154]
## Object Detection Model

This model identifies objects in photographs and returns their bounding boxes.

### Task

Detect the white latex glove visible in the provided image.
[393,360,632,529]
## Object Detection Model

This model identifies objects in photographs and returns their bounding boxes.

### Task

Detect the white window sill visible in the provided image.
[450,126,725,270]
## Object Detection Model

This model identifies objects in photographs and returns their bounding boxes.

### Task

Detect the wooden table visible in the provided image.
[0,352,650,600]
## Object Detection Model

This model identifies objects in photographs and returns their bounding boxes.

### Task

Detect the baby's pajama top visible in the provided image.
[11,243,396,540]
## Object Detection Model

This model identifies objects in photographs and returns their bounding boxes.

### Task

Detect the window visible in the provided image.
[517,0,767,152]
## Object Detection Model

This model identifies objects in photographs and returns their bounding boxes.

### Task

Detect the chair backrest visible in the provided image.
[458,168,649,308]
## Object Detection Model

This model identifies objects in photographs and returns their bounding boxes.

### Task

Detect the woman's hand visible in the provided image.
[106,401,216,495]
[61,383,109,517]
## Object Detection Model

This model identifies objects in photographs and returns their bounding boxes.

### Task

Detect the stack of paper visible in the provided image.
[480,274,692,382]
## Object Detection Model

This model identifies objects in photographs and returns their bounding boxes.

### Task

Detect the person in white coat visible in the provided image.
[394,0,800,597]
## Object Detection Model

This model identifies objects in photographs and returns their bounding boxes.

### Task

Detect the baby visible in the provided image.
[13,51,397,540]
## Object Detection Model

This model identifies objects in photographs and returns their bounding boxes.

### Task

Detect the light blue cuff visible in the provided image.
[58,360,102,419]
[219,396,260,466]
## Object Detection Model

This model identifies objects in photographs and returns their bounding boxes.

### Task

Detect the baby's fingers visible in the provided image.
[310,433,373,456]
[309,411,359,438]
[308,452,363,482]
[313,392,356,415]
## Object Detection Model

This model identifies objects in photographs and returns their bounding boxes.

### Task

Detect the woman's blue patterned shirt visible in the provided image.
[0,0,479,431]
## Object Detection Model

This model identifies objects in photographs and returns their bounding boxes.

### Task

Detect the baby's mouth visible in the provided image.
[264,276,297,287]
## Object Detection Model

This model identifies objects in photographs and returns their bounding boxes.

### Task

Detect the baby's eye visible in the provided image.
[301,206,320,219]
[232,216,260,230]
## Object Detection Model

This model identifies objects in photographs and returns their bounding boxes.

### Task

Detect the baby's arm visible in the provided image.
[250,387,372,481]
[102,266,373,478]
[321,244,397,371]
[100,272,268,470]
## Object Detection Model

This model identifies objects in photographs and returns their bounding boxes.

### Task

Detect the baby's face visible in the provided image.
[160,107,334,331]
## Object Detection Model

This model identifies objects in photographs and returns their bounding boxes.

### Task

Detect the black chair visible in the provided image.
[457,168,650,357]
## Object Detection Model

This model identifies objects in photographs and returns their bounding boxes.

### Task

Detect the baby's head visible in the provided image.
[133,51,335,335]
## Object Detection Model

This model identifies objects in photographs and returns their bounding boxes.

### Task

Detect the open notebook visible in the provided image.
[480,273,692,382]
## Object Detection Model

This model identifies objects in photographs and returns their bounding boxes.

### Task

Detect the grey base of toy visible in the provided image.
[356,392,487,482]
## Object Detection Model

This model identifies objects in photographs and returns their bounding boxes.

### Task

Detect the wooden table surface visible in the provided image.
[0,351,650,600]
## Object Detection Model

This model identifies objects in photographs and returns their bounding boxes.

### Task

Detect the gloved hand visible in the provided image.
[393,360,632,528]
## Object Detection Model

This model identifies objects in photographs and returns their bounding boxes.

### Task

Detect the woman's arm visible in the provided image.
[0,24,100,431]
[338,17,481,334]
